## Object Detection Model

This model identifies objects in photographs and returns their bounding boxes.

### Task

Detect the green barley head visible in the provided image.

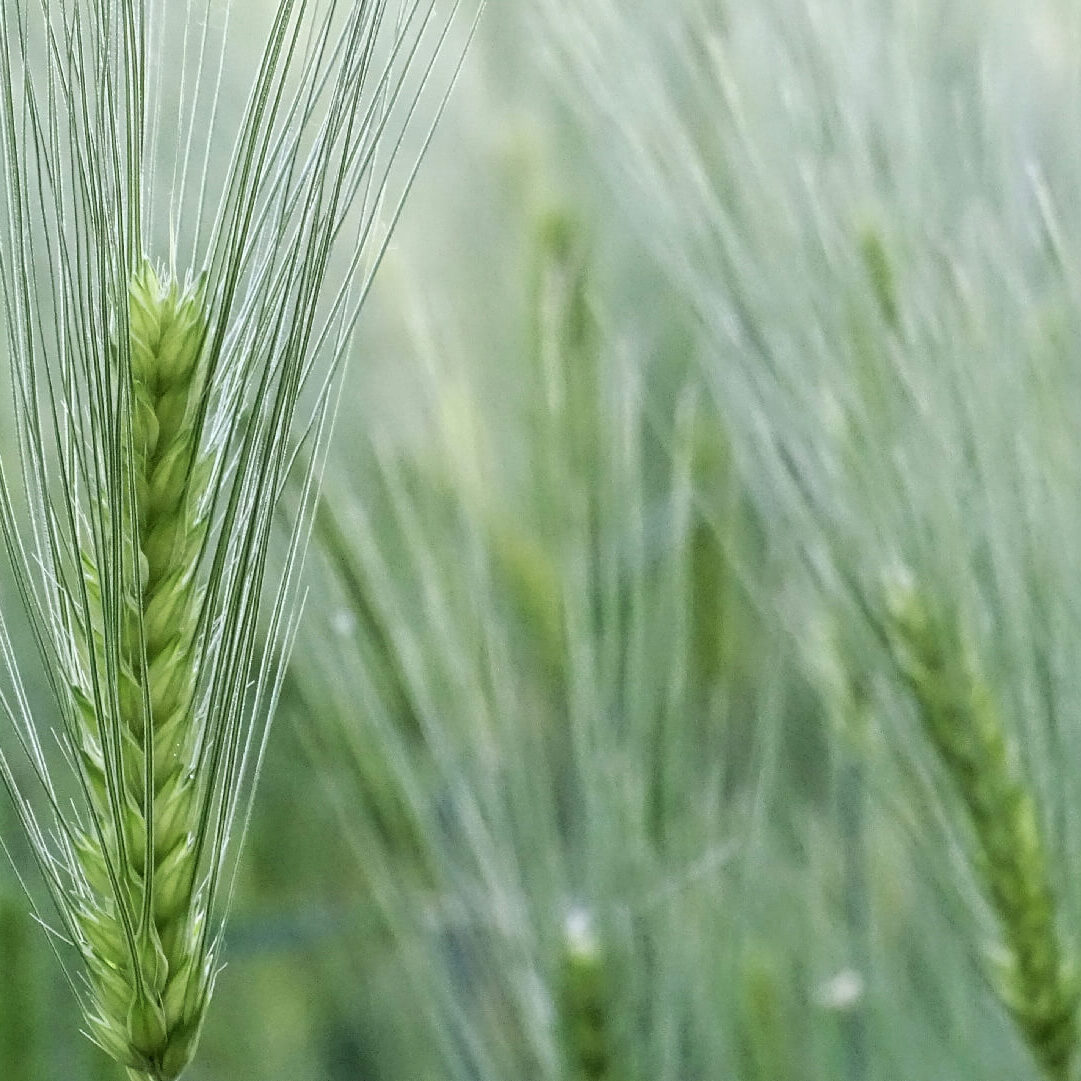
[883,584,1079,1081]
[0,1,477,1077]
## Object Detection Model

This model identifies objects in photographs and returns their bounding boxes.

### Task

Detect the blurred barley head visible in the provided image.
[0,0,477,1076]
[282,183,793,1081]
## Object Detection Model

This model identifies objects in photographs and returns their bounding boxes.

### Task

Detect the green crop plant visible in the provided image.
[277,153,803,1078]
[0,0,477,1077]
[884,587,1079,1080]
[534,1,1081,1078]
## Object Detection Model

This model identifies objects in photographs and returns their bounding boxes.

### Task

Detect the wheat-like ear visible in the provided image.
[884,587,1079,1081]
[70,263,215,1077]
[0,1,480,1077]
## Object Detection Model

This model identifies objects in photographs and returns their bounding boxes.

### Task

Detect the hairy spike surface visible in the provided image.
[885,587,1079,1081]
[74,263,212,1079]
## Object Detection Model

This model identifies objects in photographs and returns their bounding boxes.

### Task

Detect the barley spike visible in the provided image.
[72,262,213,1080]
[885,587,1079,1081]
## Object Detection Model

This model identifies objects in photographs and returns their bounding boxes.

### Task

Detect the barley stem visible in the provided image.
[561,909,617,1081]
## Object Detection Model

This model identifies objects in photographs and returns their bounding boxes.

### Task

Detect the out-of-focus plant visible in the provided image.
[535,1,1081,1078]
[284,168,809,1080]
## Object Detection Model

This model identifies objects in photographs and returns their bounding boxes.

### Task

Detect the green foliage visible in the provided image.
[7,2,1081,1081]
[282,168,791,1081]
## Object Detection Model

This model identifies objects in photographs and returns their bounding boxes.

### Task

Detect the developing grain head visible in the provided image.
[884,585,1079,1081]
[69,263,214,1078]
[0,1,478,1076]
